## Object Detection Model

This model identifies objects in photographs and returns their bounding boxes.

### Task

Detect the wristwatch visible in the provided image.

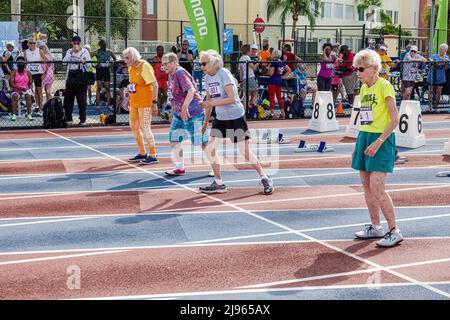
[152,100,158,104]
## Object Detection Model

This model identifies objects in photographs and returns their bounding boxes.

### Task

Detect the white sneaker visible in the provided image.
[355,224,385,239]
[377,228,404,248]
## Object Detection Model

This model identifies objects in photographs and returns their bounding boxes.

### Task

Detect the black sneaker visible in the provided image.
[199,181,228,194]
[261,177,274,195]
[140,156,159,165]
[128,154,147,162]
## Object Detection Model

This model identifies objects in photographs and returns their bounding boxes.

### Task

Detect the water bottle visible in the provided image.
[100,112,105,125]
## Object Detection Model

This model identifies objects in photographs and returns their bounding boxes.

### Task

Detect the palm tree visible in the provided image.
[356,0,382,20]
[266,0,322,40]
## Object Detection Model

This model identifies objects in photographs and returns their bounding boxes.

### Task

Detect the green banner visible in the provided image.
[183,0,221,53]
[434,0,448,53]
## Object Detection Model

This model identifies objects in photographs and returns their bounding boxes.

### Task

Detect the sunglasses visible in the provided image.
[410,50,417,53]
[72,42,80,45]
[29,42,36,44]
[200,62,209,67]
[354,66,367,72]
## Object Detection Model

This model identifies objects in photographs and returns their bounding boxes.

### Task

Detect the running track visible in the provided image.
[0,114,450,300]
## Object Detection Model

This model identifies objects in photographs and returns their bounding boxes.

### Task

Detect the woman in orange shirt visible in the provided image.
[123,47,159,164]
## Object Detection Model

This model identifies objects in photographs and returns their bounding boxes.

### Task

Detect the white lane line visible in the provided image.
[0,217,96,228]
[239,257,450,289]
[0,250,129,266]
[77,281,450,300]
[185,212,450,244]
[45,130,450,299]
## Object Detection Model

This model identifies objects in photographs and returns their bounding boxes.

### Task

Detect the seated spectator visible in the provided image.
[377,44,396,80]
[9,56,33,121]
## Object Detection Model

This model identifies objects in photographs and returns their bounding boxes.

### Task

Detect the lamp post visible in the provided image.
[429,0,436,57]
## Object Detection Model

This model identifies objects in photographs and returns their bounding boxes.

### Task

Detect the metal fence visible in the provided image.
[1,58,449,130]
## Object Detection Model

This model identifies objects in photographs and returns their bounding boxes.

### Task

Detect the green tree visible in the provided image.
[356,0,382,20]
[266,0,322,39]
[0,0,138,40]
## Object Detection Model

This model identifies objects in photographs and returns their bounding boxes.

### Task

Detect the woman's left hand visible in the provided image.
[151,103,159,116]
[364,140,383,157]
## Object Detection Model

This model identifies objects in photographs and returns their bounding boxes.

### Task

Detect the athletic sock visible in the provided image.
[215,179,223,185]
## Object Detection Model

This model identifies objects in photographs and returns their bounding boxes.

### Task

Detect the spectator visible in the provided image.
[282,43,298,73]
[290,63,312,113]
[83,44,95,105]
[151,45,169,108]
[17,40,28,59]
[92,39,117,111]
[2,42,18,76]
[198,49,274,195]
[123,47,159,164]
[63,35,92,126]
[317,43,334,91]
[170,46,178,54]
[162,52,210,176]
[268,48,290,119]
[177,40,194,75]
[38,43,54,102]
[401,45,428,100]
[9,56,33,121]
[367,39,376,51]
[117,61,130,113]
[257,43,271,75]
[351,49,402,247]
[338,45,358,106]
[331,44,346,103]
[24,37,44,115]
[239,44,259,113]
[192,50,204,93]
[427,43,449,111]
[250,44,261,78]
[377,45,396,80]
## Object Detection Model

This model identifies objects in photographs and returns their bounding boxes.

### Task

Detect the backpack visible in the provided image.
[0,90,12,113]
[290,93,305,118]
[104,112,116,125]
[43,97,67,129]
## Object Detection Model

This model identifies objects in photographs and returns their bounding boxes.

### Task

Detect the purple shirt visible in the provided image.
[268,60,285,86]
[318,56,335,78]
[168,67,203,117]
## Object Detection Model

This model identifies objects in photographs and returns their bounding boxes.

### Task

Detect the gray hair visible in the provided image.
[271,48,282,59]
[162,52,179,64]
[439,43,449,51]
[122,47,141,62]
[200,49,223,69]
[39,44,51,55]
[353,49,382,70]
[6,42,15,48]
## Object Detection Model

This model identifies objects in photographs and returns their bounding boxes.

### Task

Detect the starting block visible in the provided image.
[294,140,335,153]
[258,132,292,144]
[436,171,450,177]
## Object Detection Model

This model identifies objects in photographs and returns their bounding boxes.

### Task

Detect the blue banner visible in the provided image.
[0,22,20,52]
[184,27,234,55]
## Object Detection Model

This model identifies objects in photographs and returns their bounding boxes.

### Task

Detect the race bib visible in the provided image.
[360,106,373,125]
[127,83,136,93]
[99,62,109,68]
[28,64,40,74]
[326,63,334,69]
[208,82,221,98]
[167,89,173,100]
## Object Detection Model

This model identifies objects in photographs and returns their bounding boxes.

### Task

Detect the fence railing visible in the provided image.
[0,59,449,130]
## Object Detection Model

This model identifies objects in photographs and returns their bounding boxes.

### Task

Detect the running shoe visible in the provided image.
[128,154,147,162]
[141,156,159,165]
[199,181,228,194]
[165,168,186,176]
[377,228,404,247]
[355,224,385,239]
[10,114,16,121]
[26,113,33,121]
[261,176,274,195]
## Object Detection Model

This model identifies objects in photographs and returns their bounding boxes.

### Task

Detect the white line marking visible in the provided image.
[0,217,96,228]
[45,129,450,299]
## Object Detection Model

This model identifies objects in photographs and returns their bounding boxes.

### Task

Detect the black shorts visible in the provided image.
[32,74,42,88]
[96,67,111,82]
[331,83,339,91]
[317,75,332,91]
[211,116,251,143]
[402,80,415,88]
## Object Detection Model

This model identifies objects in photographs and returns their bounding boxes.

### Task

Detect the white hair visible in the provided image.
[162,52,179,64]
[353,49,382,71]
[439,43,449,51]
[122,47,141,62]
[271,48,282,59]
[200,49,223,69]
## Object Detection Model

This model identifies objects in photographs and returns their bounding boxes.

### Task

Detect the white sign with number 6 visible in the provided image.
[308,91,340,132]
[345,95,361,138]
[395,100,426,148]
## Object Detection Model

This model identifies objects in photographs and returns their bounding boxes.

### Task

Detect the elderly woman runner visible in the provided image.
[122,47,159,164]
[198,50,274,195]
[352,49,403,247]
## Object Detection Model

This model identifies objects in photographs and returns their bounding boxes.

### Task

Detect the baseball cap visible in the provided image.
[251,44,258,50]
[380,45,388,51]
[339,45,349,53]
[410,45,418,52]
[72,35,82,43]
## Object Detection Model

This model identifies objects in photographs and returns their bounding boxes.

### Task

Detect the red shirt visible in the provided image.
[152,55,168,88]
[340,51,355,76]
[283,52,297,72]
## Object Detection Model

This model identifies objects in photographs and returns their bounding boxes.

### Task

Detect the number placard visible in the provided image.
[395,100,426,148]
[345,95,361,138]
[308,91,339,132]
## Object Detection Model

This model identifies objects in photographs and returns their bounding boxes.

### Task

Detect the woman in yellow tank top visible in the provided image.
[123,47,159,164]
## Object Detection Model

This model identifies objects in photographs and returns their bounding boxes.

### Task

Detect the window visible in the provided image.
[377,9,383,23]
[334,4,343,19]
[344,38,352,49]
[386,10,393,19]
[395,11,399,24]
[146,0,157,15]
[321,2,331,18]
[345,5,354,20]
[358,9,364,21]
